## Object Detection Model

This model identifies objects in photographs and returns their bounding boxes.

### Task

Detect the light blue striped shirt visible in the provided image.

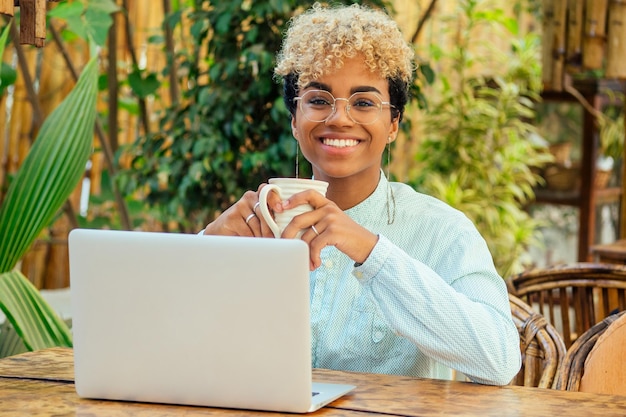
[311,175,521,385]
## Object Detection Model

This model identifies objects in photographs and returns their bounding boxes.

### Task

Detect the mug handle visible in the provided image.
[258,184,282,238]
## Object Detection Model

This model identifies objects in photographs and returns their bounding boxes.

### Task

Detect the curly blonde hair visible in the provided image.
[274,3,415,89]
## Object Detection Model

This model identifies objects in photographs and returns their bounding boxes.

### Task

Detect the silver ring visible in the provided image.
[253,201,261,213]
[311,225,320,236]
[245,213,256,224]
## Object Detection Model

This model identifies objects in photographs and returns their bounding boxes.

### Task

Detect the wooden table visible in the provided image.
[1,348,626,416]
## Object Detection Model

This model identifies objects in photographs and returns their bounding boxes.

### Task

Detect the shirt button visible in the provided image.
[355,271,363,279]
[374,331,384,342]
[324,260,334,268]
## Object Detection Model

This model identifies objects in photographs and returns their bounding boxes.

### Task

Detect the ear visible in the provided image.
[387,118,399,143]
[291,116,298,139]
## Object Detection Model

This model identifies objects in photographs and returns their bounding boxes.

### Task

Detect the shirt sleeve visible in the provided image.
[353,234,521,385]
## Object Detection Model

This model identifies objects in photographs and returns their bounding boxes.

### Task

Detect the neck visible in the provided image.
[316,170,382,211]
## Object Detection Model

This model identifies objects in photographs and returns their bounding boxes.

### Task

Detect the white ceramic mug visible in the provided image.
[258,178,329,238]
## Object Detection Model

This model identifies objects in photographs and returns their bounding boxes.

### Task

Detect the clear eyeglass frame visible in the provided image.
[293,89,396,125]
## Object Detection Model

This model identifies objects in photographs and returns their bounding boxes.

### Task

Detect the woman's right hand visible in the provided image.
[202,185,280,237]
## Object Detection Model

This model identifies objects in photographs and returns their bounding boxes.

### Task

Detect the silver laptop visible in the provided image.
[68,228,354,413]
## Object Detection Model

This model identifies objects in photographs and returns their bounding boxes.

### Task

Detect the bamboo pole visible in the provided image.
[551,0,568,91]
[542,0,555,90]
[606,0,626,78]
[35,0,46,44]
[565,0,584,71]
[583,0,609,70]
[622,93,626,239]
[0,0,13,16]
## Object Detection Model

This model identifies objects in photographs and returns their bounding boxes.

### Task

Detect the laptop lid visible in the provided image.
[69,229,354,413]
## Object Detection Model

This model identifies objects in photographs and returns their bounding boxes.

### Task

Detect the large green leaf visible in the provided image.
[0,270,72,352]
[46,0,120,47]
[0,57,98,354]
[0,57,98,273]
[0,319,27,358]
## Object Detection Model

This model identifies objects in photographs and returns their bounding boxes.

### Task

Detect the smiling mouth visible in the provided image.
[322,138,360,148]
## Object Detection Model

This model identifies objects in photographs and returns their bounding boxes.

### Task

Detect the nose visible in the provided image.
[325,98,354,125]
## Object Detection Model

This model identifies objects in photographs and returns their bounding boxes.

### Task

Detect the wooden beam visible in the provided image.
[5,0,60,46]
[20,0,35,45]
[19,0,36,46]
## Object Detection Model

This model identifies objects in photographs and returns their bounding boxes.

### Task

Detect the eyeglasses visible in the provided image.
[293,90,396,125]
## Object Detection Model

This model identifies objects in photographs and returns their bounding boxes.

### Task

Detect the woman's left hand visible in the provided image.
[277,191,378,270]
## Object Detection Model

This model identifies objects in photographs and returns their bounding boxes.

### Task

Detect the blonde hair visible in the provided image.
[275,3,414,90]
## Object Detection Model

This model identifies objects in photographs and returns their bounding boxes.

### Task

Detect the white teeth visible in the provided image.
[322,138,359,148]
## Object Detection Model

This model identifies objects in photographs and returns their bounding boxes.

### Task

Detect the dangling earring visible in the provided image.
[295,139,300,179]
[386,140,396,225]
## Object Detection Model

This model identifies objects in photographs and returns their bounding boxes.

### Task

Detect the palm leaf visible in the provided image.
[0,57,99,353]
[0,270,72,351]
[0,57,98,272]
[0,320,27,358]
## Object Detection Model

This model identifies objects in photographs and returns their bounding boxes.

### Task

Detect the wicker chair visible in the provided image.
[508,293,566,388]
[554,310,626,393]
[511,262,626,348]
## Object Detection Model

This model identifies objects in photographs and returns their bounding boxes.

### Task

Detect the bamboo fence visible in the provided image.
[543,0,626,91]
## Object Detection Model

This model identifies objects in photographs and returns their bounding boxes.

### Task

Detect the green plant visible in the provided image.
[411,0,551,278]
[562,83,624,163]
[597,91,624,163]
[0,6,101,354]
[600,120,624,165]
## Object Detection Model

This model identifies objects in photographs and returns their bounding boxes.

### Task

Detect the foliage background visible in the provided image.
[115,0,424,233]
[411,0,550,278]
[1,0,546,287]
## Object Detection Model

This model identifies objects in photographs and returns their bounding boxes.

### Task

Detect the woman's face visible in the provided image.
[291,56,399,184]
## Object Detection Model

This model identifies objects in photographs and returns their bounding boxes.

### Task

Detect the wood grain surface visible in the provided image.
[1,348,626,416]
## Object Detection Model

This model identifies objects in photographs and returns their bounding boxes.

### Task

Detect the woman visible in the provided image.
[203,3,521,385]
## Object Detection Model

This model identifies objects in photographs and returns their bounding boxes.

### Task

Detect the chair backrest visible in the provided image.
[511,262,626,348]
[554,310,626,393]
[508,293,566,388]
